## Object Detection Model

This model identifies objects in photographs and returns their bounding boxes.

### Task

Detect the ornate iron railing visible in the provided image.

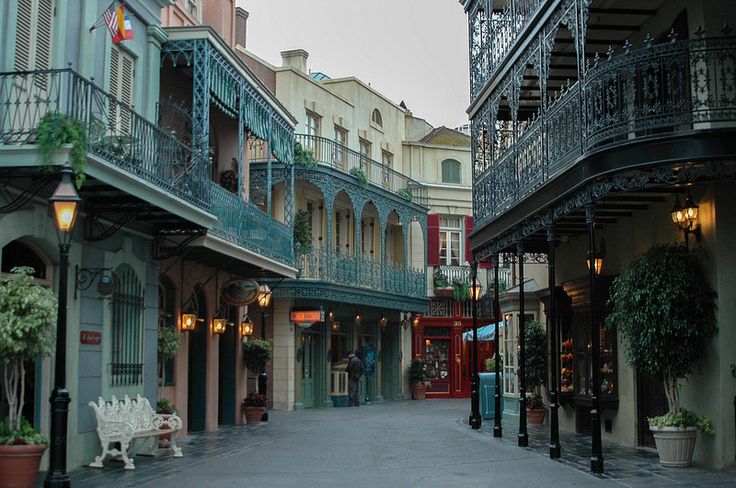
[294,246,425,299]
[252,134,428,207]
[210,184,292,265]
[0,69,211,209]
[469,0,544,99]
[473,35,736,225]
[436,264,472,285]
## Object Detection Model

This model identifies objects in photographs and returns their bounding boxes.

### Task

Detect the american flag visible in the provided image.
[103,8,118,38]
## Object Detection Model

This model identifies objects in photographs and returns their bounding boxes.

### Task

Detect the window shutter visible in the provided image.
[109,46,120,129]
[14,0,34,71]
[464,215,474,264]
[427,214,440,266]
[34,0,54,90]
[120,53,134,133]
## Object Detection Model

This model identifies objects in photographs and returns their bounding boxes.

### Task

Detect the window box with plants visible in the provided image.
[408,356,430,400]
[0,268,57,488]
[607,244,717,467]
[432,271,453,296]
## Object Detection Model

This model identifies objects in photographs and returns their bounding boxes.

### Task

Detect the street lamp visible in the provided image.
[46,163,80,488]
[469,262,482,430]
[257,282,271,421]
[671,193,700,249]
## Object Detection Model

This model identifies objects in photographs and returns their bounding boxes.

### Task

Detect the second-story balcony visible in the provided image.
[0,68,213,227]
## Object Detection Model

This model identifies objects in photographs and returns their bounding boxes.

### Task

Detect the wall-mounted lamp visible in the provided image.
[240,315,254,338]
[379,315,387,327]
[412,314,421,327]
[671,193,701,248]
[354,312,362,326]
[212,317,227,335]
[332,320,341,332]
[181,312,198,332]
[257,283,272,309]
[471,277,482,302]
[400,311,410,330]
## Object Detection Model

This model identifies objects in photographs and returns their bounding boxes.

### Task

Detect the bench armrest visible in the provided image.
[152,413,183,431]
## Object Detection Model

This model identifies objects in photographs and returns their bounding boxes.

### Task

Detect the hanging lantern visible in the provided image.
[212,317,227,335]
[257,283,272,309]
[181,313,198,332]
[331,320,341,332]
[379,315,388,327]
[240,316,254,338]
[354,312,362,325]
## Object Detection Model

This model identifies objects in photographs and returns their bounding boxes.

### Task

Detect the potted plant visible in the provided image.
[156,400,177,448]
[607,244,717,467]
[0,267,56,488]
[451,278,470,302]
[294,208,313,253]
[158,325,181,387]
[395,188,413,202]
[349,167,368,188]
[294,142,316,168]
[219,157,239,193]
[522,319,547,425]
[408,357,430,400]
[242,338,272,376]
[241,392,266,424]
[36,112,88,188]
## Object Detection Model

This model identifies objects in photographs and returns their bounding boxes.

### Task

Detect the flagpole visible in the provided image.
[89,0,119,31]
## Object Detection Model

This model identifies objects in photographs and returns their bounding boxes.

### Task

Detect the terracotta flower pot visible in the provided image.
[412,383,428,400]
[0,443,47,488]
[244,406,264,424]
[527,408,547,425]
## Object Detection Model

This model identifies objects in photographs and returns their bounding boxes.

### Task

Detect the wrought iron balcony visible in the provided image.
[474,34,736,225]
[468,0,544,100]
[294,246,426,299]
[252,134,428,207]
[0,68,210,210]
[210,184,292,265]
[436,264,472,285]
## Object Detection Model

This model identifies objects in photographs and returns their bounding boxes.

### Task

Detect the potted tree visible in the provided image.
[242,338,272,416]
[607,244,717,467]
[408,357,430,400]
[241,392,267,424]
[158,324,181,387]
[0,267,57,488]
[522,320,547,425]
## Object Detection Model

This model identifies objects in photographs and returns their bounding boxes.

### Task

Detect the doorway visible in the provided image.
[218,305,237,425]
[637,373,668,447]
[187,286,207,432]
[300,332,317,408]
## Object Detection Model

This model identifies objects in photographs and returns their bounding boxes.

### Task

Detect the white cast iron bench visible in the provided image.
[88,394,183,470]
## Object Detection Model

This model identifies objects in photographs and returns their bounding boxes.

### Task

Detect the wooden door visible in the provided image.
[452,328,471,397]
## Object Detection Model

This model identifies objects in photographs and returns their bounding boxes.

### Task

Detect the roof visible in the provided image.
[309,71,331,81]
[418,126,471,147]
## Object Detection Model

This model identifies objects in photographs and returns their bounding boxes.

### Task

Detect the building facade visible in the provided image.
[463,0,736,467]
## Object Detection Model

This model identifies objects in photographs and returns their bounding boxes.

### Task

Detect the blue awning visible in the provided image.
[462,322,504,342]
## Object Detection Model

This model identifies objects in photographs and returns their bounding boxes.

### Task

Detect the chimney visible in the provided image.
[281,49,309,73]
[235,7,249,48]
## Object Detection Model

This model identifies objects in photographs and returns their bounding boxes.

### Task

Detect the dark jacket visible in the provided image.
[346,356,364,380]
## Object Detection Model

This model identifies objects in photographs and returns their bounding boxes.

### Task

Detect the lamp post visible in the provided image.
[469,261,482,429]
[257,283,271,421]
[493,253,502,438]
[45,164,80,488]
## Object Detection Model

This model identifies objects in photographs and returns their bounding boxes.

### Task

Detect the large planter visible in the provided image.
[243,406,264,424]
[0,443,47,488]
[650,425,698,467]
[527,408,547,425]
[412,383,428,400]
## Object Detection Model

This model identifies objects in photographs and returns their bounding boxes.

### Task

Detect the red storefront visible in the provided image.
[412,301,494,398]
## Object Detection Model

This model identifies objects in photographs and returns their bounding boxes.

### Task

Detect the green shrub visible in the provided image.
[242,338,272,373]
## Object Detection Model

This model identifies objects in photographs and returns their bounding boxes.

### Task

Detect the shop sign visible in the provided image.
[290,310,324,327]
[222,279,259,306]
[80,330,101,345]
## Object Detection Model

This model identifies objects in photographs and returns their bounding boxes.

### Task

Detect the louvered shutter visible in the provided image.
[14,0,34,71]
[34,0,54,90]
[427,214,440,266]
[109,46,120,130]
[120,52,134,133]
[464,215,474,264]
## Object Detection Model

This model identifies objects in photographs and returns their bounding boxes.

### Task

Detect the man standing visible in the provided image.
[346,351,364,406]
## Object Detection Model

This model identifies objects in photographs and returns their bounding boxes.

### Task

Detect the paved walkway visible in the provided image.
[50,399,735,488]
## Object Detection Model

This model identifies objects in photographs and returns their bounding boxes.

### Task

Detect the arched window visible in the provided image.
[441,159,461,184]
[371,109,383,127]
[1,240,48,279]
[111,264,144,386]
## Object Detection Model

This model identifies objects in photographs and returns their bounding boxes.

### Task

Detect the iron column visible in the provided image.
[493,252,502,438]
[517,242,528,447]
[547,225,561,458]
[587,203,604,473]
[469,261,482,429]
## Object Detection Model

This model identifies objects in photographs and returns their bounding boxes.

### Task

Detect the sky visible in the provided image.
[237,0,470,129]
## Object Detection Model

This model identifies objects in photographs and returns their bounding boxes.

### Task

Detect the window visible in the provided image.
[439,217,462,266]
[371,109,383,127]
[109,44,135,134]
[441,159,462,184]
[15,0,54,89]
[381,150,393,188]
[184,0,201,20]
[381,150,392,168]
[335,211,341,251]
[111,264,145,386]
[359,138,371,170]
[334,125,347,168]
[361,217,375,255]
[305,111,320,137]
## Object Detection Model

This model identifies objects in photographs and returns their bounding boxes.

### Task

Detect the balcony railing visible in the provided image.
[210,184,292,266]
[295,246,425,299]
[252,134,428,206]
[0,68,211,209]
[474,35,736,224]
[469,0,544,99]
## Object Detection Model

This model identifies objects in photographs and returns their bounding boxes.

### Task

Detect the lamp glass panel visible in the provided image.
[53,200,79,232]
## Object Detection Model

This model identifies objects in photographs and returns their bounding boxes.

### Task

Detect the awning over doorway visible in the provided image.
[462,322,504,342]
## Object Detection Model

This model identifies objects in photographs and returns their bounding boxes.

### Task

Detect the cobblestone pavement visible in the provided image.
[48,399,736,488]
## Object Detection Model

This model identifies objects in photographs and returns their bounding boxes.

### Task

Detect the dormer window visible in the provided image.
[371,109,383,127]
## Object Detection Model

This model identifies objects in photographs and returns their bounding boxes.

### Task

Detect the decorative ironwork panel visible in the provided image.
[111,265,145,387]
[0,69,211,209]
